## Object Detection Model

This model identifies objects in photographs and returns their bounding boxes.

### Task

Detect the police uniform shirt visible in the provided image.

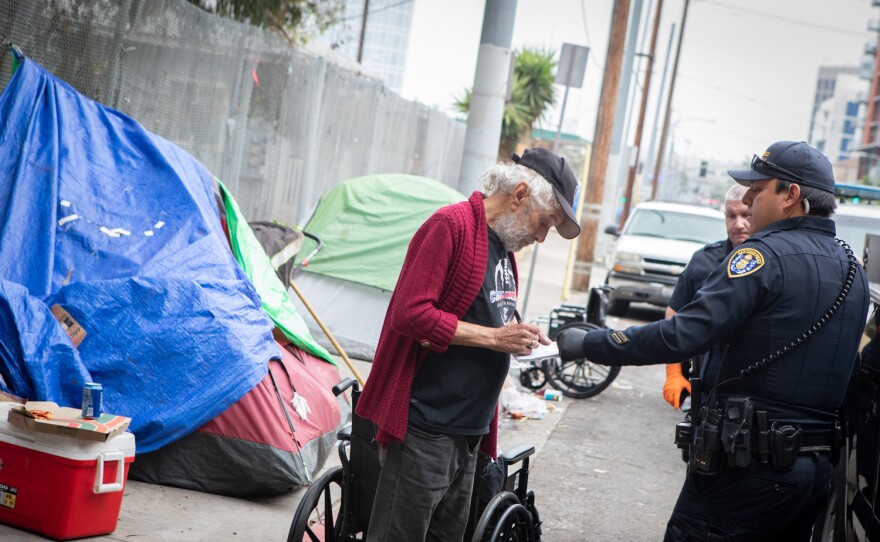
[582,216,870,425]
[668,239,733,312]
[409,227,514,436]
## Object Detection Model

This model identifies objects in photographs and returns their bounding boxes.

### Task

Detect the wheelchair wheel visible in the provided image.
[471,491,535,542]
[519,364,547,390]
[543,322,621,399]
[288,466,344,542]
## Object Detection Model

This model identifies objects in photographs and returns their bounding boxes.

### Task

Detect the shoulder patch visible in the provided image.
[727,247,765,278]
[611,331,630,345]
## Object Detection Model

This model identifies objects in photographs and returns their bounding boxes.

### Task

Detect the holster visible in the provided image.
[769,423,802,471]
[720,397,754,468]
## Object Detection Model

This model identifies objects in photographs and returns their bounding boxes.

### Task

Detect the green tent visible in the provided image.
[301,174,466,292]
[293,174,466,360]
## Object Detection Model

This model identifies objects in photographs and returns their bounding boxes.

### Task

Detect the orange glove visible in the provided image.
[663,363,691,409]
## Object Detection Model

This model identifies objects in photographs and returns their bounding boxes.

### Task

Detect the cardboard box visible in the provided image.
[50,304,86,347]
[7,403,130,443]
[0,402,135,540]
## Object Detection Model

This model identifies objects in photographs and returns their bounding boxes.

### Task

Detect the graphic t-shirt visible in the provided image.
[409,227,515,435]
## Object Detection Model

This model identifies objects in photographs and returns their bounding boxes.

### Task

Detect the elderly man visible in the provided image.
[662,184,750,409]
[357,148,581,542]
[559,141,869,540]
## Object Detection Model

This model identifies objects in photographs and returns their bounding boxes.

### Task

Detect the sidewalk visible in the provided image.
[0,233,596,541]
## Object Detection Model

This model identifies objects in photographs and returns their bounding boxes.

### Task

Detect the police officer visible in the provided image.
[662,184,750,410]
[558,141,870,541]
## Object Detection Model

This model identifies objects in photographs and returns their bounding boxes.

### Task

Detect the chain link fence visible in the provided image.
[0,0,466,225]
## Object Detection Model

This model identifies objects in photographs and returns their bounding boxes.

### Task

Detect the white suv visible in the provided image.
[603,201,726,316]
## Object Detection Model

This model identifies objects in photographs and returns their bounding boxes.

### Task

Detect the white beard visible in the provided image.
[493,206,531,253]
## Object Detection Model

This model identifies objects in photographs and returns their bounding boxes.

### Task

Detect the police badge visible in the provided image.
[727,247,765,278]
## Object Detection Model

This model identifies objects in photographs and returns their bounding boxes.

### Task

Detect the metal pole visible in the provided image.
[458,0,518,192]
[642,22,676,192]
[651,0,690,200]
[619,0,664,228]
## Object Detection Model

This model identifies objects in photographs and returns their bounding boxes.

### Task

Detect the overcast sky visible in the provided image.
[400,0,876,165]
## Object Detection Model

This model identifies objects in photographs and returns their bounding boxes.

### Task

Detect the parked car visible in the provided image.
[602,201,726,316]
[834,204,880,261]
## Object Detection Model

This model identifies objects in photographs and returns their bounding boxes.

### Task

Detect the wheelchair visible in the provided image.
[519,286,621,399]
[287,378,543,542]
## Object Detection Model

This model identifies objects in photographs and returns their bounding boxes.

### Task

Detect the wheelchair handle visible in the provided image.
[333,377,359,397]
[499,444,535,465]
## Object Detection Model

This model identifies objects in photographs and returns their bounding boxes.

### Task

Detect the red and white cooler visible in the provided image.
[0,402,136,540]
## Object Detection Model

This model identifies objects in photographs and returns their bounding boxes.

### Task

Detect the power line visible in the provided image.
[700,0,872,37]
[580,0,605,72]
[677,72,804,120]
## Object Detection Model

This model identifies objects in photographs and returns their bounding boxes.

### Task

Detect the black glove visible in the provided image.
[557,327,589,361]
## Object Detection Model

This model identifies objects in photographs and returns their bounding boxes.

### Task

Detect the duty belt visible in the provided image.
[676,396,841,474]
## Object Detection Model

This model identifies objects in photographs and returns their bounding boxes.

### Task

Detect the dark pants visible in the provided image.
[367,425,480,542]
[664,453,832,541]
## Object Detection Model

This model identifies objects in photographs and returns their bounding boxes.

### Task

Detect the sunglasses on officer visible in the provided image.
[751,154,806,184]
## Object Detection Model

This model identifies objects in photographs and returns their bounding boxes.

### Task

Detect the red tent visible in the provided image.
[130,337,347,496]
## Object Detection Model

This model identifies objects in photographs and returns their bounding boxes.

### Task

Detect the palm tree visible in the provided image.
[454,48,557,160]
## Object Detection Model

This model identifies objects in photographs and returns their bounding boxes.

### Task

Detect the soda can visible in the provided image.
[544,389,562,401]
[81,382,103,419]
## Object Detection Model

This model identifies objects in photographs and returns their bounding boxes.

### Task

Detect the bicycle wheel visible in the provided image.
[543,322,620,399]
[288,466,345,542]
[519,364,547,390]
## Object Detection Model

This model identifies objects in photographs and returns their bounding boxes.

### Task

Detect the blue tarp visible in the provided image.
[0,51,278,453]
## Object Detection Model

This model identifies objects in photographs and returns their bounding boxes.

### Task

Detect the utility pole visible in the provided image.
[651,0,690,199]
[458,0,518,193]
[571,0,632,291]
[593,0,644,272]
[357,0,370,63]
[641,22,675,193]
[619,0,664,227]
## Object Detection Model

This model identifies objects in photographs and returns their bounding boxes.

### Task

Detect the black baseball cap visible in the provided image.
[727,141,835,194]
[511,148,581,239]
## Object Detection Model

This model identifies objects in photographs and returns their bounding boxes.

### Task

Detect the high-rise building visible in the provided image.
[324,0,415,94]
[857,6,880,181]
[808,66,861,141]
[809,70,866,163]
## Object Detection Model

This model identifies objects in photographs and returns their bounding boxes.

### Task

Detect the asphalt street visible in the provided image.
[1,231,687,541]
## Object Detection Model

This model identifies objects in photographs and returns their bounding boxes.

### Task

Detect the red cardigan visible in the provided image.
[356,191,518,458]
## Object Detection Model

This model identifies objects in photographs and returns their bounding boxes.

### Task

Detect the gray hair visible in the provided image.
[723,184,748,205]
[479,162,559,212]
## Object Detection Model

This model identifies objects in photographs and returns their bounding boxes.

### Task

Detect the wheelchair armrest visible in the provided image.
[337,424,352,441]
[333,378,359,397]
[499,444,535,465]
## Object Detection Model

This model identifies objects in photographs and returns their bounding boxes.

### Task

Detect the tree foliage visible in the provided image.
[454,48,557,160]
[187,0,344,43]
